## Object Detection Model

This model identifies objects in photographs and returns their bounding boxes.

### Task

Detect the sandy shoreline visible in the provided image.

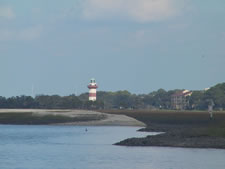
[0,109,146,127]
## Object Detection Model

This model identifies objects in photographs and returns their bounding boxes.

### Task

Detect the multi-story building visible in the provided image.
[171,90,192,110]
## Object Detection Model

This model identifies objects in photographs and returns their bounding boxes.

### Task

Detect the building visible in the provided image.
[87,78,98,101]
[171,90,192,110]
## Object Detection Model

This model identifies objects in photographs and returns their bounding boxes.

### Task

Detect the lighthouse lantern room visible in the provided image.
[88,78,98,101]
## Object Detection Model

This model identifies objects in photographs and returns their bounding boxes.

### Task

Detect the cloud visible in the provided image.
[0,6,15,19]
[18,25,43,40]
[0,25,43,41]
[82,0,180,22]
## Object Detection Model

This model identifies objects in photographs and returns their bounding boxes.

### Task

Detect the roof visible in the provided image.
[172,90,192,97]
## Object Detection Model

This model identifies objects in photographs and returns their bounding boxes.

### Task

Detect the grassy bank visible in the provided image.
[0,112,106,125]
[100,110,225,148]
[101,110,225,126]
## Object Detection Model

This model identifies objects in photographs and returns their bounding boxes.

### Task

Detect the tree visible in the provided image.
[189,91,206,110]
[204,83,225,110]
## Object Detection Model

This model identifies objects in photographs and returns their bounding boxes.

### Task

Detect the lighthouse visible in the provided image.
[88,78,98,101]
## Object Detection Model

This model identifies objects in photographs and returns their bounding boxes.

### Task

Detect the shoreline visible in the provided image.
[2,109,225,149]
[100,110,225,149]
[115,128,225,149]
[0,109,145,127]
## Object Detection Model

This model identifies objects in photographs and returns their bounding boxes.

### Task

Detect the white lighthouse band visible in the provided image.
[88,78,98,101]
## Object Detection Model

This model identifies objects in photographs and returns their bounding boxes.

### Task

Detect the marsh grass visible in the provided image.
[0,112,106,125]
[101,110,225,138]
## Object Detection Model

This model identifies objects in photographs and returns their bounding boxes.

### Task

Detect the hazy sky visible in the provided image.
[0,0,225,97]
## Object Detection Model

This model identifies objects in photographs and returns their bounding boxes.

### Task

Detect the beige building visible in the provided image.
[171,90,192,110]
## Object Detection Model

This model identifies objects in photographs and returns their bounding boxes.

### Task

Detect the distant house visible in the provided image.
[171,90,192,110]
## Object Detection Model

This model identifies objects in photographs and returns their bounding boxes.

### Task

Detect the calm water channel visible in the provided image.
[0,125,225,169]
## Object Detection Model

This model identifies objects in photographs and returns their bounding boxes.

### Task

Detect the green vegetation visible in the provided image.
[0,95,104,110]
[190,83,225,110]
[0,82,224,110]
[0,113,106,125]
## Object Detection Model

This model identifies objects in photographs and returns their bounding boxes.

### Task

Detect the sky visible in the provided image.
[0,0,225,97]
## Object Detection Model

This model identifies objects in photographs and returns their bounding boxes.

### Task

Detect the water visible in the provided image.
[0,125,225,169]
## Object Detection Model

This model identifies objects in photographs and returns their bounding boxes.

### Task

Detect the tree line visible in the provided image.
[0,82,224,110]
[0,95,104,110]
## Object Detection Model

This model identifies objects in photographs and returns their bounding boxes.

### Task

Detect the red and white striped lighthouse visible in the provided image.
[88,78,98,101]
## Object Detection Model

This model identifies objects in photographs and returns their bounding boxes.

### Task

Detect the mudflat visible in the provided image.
[0,109,145,126]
